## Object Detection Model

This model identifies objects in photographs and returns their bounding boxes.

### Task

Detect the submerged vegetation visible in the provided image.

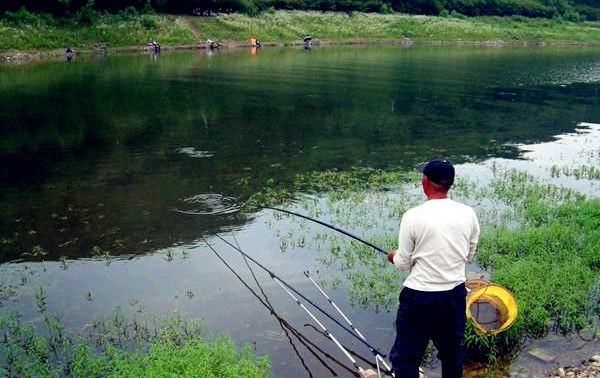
[256,162,599,365]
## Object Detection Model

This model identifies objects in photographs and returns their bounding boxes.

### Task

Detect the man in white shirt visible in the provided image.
[387,159,480,378]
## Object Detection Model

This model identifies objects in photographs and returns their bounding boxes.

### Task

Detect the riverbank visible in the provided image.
[3,10,600,62]
[550,354,600,378]
[0,310,272,378]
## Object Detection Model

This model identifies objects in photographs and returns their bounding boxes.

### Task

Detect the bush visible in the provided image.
[563,9,582,21]
[118,6,139,20]
[576,5,600,20]
[142,2,155,14]
[75,0,101,25]
[141,14,157,29]
[2,7,48,26]
[240,0,260,15]
[380,2,394,13]
[450,9,467,18]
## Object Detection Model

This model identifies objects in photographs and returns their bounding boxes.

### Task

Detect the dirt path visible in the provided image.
[181,16,203,41]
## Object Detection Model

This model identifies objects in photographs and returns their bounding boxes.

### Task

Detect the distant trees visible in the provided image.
[1,0,599,20]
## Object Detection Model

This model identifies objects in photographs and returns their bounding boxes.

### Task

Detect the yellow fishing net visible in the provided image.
[466,279,518,335]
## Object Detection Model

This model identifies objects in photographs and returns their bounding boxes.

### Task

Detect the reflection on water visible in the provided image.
[2,46,600,263]
[1,46,600,377]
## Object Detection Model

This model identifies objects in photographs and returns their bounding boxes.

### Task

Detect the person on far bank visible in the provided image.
[387,159,480,378]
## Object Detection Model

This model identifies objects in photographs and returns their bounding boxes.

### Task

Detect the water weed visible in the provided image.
[260,163,598,365]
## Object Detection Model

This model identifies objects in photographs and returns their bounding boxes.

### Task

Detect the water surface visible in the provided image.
[1,45,599,377]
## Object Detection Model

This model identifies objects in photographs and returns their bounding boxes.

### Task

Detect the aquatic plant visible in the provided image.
[0,309,271,378]
[261,164,598,368]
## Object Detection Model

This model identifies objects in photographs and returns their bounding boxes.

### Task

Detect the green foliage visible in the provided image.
[0,13,196,52]
[476,171,599,338]
[194,11,600,44]
[0,310,271,378]
[2,0,600,24]
[2,7,52,26]
[74,0,101,26]
[2,10,600,52]
[247,167,415,207]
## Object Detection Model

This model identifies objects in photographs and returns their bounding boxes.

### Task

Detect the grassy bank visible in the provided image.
[197,11,600,43]
[3,10,600,56]
[0,12,196,54]
[250,163,599,365]
[0,308,271,378]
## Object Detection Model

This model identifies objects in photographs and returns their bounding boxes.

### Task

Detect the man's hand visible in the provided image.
[387,250,396,264]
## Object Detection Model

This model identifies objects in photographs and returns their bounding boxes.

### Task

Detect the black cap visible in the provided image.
[422,159,455,188]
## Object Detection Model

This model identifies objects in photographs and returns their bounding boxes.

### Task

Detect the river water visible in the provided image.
[0,45,599,377]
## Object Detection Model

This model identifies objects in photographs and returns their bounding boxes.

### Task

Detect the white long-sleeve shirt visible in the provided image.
[393,198,480,292]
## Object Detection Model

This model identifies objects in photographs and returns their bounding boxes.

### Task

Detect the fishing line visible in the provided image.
[304,270,394,376]
[212,233,386,357]
[254,205,388,255]
[232,233,351,377]
[204,235,370,376]
[203,235,339,377]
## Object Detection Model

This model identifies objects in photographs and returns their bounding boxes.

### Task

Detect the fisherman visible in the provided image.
[65,47,74,61]
[387,159,480,378]
[150,40,160,54]
[207,39,221,50]
[250,37,261,47]
[303,35,313,49]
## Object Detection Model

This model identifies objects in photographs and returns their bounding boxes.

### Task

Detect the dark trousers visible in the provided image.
[389,284,467,378]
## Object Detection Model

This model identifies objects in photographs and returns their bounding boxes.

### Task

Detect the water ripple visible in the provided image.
[174,194,242,215]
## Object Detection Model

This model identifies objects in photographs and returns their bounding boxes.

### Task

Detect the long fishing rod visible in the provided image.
[205,236,371,377]
[304,270,393,377]
[255,205,388,255]
[203,235,348,377]
[231,234,362,377]
[274,273,370,378]
[212,233,386,357]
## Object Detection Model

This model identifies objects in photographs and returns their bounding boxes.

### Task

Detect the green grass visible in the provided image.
[196,11,600,43]
[477,171,599,336]
[3,10,600,54]
[0,309,271,378]
[258,165,599,365]
[0,13,196,53]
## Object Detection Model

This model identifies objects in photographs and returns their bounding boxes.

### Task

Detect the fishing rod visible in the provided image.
[231,234,367,377]
[212,233,386,357]
[304,270,393,377]
[205,235,373,377]
[202,235,350,377]
[255,205,388,255]
[274,272,370,378]
[232,233,385,375]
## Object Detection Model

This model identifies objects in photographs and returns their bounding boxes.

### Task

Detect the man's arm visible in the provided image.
[466,210,480,262]
[391,213,414,271]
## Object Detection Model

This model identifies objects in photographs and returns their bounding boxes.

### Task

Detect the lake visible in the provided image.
[1,45,599,377]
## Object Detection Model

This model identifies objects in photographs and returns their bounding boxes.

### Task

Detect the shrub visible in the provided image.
[2,7,48,26]
[75,0,101,25]
[141,14,157,29]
